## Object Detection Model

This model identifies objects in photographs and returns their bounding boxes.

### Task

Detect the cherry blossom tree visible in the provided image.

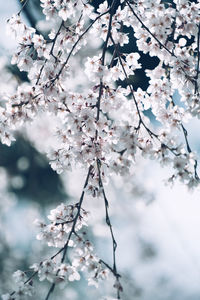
[1,0,200,299]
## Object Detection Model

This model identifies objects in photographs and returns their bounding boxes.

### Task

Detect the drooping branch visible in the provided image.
[110,34,179,155]
[195,24,200,94]
[94,1,122,298]
[48,9,112,87]
[124,0,177,58]
[45,165,92,300]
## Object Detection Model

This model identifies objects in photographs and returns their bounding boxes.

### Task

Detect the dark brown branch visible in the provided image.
[170,99,199,180]
[36,21,64,85]
[12,101,29,107]
[195,24,200,94]
[45,165,92,300]
[109,22,123,69]
[45,282,55,300]
[11,93,41,108]
[94,2,121,298]
[17,0,30,15]
[180,124,192,153]
[49,21,64,61]
[110,34,180,157]
[99,259,121,278]
[180,125,199,180]
[49,9,111,86]
[10,271,38,297]
[125,0,197,89]
[124,0,177,58]
[95,0,116,126]
[96,158,121,299]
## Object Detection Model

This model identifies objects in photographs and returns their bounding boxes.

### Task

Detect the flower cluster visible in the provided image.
[2,0,199,189]
[2,271,34,300]
[31,259,80,285]
[34,203,89,247]
[2,0,200,299]
[2,203,112,300]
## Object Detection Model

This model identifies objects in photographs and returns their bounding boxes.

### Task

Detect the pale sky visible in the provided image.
[0,0,20,53]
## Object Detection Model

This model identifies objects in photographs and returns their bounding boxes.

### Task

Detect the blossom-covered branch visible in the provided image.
[2,0,200,299]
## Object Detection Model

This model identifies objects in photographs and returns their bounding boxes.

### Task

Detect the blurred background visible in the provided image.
[1,1,200,299]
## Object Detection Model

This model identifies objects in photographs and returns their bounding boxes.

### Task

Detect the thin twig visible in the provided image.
[109,22,123,69]
[45,165,92,300]
[17,0,29,15]
[195,23,200,94]
[94,2,121,298]
[110,34,180,157]
[49,9,111,86]
[170,100,199,180]
[10,271,38,297]
[124,0,176,58]
[49,21,64,60]
[95,0,116,126]
[45,282,55,300]
[35,21,64,85]
[180,123,199,180]
[99,259,121,277]
[97,159,121,299]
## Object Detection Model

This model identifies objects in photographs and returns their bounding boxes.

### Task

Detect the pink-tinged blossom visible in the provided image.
[2,0,200,299]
